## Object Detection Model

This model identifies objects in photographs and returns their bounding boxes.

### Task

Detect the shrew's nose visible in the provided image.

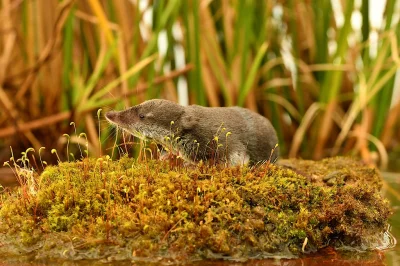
[105,111,118,122]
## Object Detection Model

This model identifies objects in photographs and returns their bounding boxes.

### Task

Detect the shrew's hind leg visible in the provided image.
[229,151,250,166]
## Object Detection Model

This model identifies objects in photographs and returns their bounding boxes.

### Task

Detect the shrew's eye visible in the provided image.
[139,114,145,119]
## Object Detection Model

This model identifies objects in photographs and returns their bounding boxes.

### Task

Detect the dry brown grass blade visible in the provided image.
[260,58,284,74]
[162,80,178,102]
[0,0,42,150]
[200,50,219,107]
[230,55,241,102]
[262,78,293,90]
[355,109,373,164]
[0,111,71,138]
[313,101,337,160]
[200,4,235,104]
[0,65,193,138]
[74,10,120,30]
[244,88,257,111]
[117,32,129,107]
[85,114,100,157]
[296,2,315,61]
[350,124,389,169]
[87,0,114,46]
[79,34,108,107]
[0,0,23,19]
[289,103,322,158]
[108,64,193,103]
[15,0,73,101]
[333,59,399,155]
[381,101,400,148]
[77,4,100,65]
[265,93,301,122]
[244,66,260,111]
[112,0,132,38]
[0,0,16,84]
[21,131,42,151]
[0,86,18,121]
[303,64,354,72]
[40,0,63,116]
[222,0,234,53]
[0,0,17,120]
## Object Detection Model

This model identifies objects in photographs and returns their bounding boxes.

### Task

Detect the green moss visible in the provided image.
[0,156,391,263]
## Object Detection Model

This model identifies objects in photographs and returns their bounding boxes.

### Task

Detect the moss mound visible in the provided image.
[0,157,391,263]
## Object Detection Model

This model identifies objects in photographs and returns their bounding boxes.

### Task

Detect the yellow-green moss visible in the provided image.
[0,157,391,263]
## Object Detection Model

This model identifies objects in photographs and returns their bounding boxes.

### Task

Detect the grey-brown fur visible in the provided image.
[105,99,279,165]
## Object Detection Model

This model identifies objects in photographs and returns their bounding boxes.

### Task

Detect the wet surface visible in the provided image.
[0,249,390,266]
[382,172,400,266]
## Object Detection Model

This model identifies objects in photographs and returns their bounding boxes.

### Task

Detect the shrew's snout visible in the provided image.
[105,111,118,122]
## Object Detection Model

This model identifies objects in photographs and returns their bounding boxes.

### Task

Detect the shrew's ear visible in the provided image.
[181,109,199,129]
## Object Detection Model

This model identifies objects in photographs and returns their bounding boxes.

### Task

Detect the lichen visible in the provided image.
[0,156,391,263]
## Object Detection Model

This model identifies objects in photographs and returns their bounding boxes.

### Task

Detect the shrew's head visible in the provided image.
[105,99,185,140]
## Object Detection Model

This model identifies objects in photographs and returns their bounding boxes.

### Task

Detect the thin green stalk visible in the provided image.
[62,6,75,111]
[128,3,141,89]
[320,0,354,103]
[289,0,304,116]
[361,0,370,66]
[370,0,397,139]
[192,0,205,105]
[239,1,253,98]
[201,34,231,105]
[237,42,268,106]
[183,0,205,105]
[85,54,158,111]
[79,40,118,109]
[312,0,332,83]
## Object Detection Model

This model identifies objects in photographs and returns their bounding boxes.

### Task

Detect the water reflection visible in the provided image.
[383,172,400,266]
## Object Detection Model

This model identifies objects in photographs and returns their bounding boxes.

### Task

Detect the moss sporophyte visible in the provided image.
[0,156,392,263]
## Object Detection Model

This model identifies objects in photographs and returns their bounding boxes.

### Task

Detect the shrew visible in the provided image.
[105,99,279,166]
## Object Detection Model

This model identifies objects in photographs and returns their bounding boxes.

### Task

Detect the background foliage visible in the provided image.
[0,0,399,168]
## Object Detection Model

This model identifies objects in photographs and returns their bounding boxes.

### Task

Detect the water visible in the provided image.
[0,173,398,266]
[382,172,400,266]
